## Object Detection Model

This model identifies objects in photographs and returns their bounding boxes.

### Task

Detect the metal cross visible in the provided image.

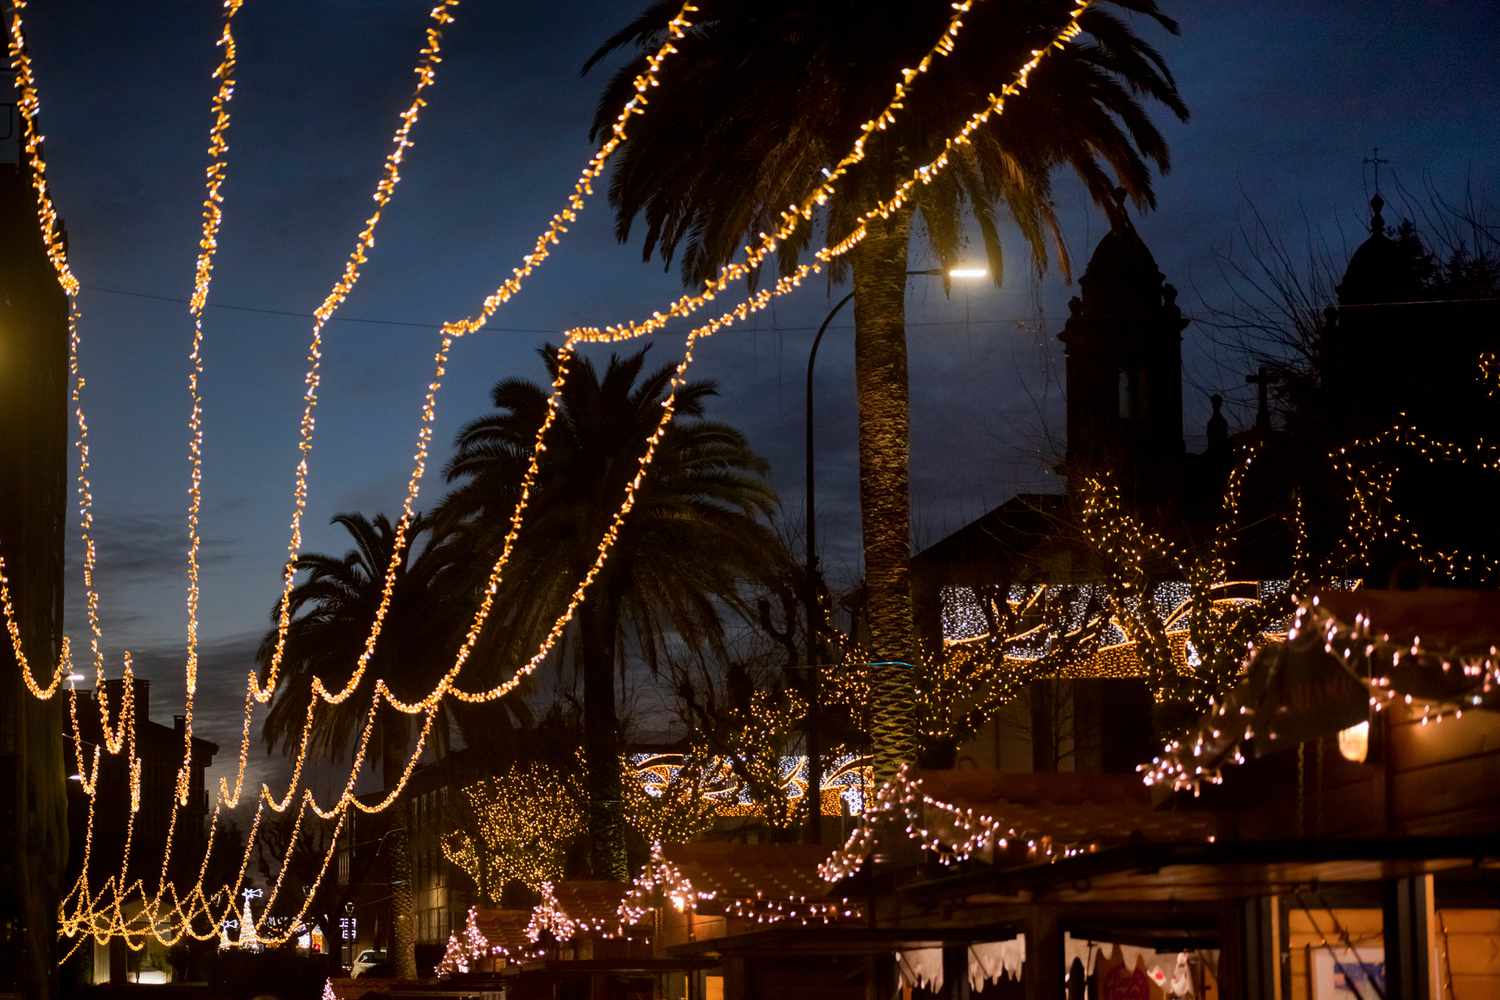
[1363,146,1389,193]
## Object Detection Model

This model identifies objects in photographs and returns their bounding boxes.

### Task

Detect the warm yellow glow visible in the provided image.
[947,266,988,279]
[1337,720,1370,763]
[3,0,1102,949]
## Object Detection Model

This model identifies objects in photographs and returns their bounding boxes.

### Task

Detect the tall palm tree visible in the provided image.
[439,345,782,879]
[257,513,526,977]
[584,0,1188,765]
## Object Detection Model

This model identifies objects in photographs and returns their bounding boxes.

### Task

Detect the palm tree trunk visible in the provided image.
[849,206,920,780]
[382,717,418,979]
[580,589,628,880]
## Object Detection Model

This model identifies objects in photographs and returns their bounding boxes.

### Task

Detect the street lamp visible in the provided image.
[800,264,988,843]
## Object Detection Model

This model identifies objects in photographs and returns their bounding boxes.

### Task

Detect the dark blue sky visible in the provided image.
[6,0,1497,797]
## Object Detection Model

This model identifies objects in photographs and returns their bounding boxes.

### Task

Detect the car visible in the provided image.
[350,949,388,978]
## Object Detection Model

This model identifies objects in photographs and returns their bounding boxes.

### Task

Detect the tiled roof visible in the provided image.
[552,879,630,929]
[473,907,532,955]
[327,978,400,1000]
[660,842,833,907]
[914,769,1214,847]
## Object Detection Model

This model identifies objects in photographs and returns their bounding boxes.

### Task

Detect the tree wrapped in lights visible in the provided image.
[822,583,1111,765]
[621,752,723,846]
[441,761,586,903]
[717,690,808,833]
[1078,449,1318,713]
[669,687,812,835]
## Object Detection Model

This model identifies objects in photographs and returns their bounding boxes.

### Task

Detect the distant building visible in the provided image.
[64,677,218,984]
[913,199,1238,775]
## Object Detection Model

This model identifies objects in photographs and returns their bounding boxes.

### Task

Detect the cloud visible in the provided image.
[64,509,239,584]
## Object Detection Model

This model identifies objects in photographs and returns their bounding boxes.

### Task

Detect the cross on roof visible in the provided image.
[1364,146,1390,194]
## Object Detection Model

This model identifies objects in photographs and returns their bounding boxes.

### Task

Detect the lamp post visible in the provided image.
[801,265,987,843]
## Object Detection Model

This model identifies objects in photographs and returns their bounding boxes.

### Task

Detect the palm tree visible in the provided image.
[584,0,1188,761]
[439,345,782,879]
[256,513,526,977]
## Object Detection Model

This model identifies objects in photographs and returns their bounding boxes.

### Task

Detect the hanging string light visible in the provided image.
[3,0,1109,948]
[1138,597,1500,793]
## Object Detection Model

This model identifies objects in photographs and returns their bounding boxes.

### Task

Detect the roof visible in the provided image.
[326,979,403,1000]
[659,842,835,909]
[1317,588,1500,650]
[472,907,532,956]
[902,835,1500,905]
[1337,196,1423,306]
[551,880,630,930]
[912,769,1216,849]
[912,493,1077,586]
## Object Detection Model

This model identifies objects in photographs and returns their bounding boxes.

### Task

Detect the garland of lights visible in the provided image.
[5,0,263,949]
[818,765,1097,883]
[24,0,453,947]
[435,841,869,979]
[1139,596,1500,794]
[3,0,1102,948]
[1334,417,1500,584]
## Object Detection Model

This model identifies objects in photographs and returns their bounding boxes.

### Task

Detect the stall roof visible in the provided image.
[550,879,630,930]
[661,841,836,907]
[666,922,1023,959]
[902,835,1500,904]
[913,769,1217,847]
[472,907,532,955]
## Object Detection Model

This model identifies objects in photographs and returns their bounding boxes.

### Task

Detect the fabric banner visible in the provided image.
[969,936,1026,990]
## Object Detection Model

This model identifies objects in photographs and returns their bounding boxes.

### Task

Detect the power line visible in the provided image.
[88,283,1047,335]
[89,285,551,334]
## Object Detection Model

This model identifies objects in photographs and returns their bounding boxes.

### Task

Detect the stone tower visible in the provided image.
[1058,195,1188,516]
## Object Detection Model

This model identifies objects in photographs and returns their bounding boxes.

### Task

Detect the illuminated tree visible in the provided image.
[621,752,722,847]
[587,0,1187,772]
[825,582,1112,763]
[441,761,587,902]
[438,346,782,879]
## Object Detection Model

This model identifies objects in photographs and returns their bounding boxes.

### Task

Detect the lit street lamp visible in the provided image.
[801,265,988,843]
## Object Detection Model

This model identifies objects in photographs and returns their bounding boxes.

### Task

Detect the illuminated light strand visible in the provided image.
[3,0,76,294]
[1333,416,1500,584]
[1138,598,1500,793]
[270,0,1090,727]
[566,0,1003,347]
[6,1,133,759]
[436,1,1097,706]
[20,0,1080,827]
[179,0,249,808]
[46,0,690,935]
[220,0,704,856]
[28,0,457,935]
[16,0,1097,946]
[0,561,68,698]
[254,0,463,709]
[261,0,700,719]
[6,0,233,947]
[142,0,250,938]
[819,765,1097,884]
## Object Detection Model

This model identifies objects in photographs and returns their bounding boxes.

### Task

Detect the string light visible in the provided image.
[1139,599,1500,793]
[1333,416,1500,584]
[818,765,1097,883]
[3,0,1107,948]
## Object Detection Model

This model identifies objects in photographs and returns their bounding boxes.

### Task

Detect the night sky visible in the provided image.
[5,0,1497,798]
